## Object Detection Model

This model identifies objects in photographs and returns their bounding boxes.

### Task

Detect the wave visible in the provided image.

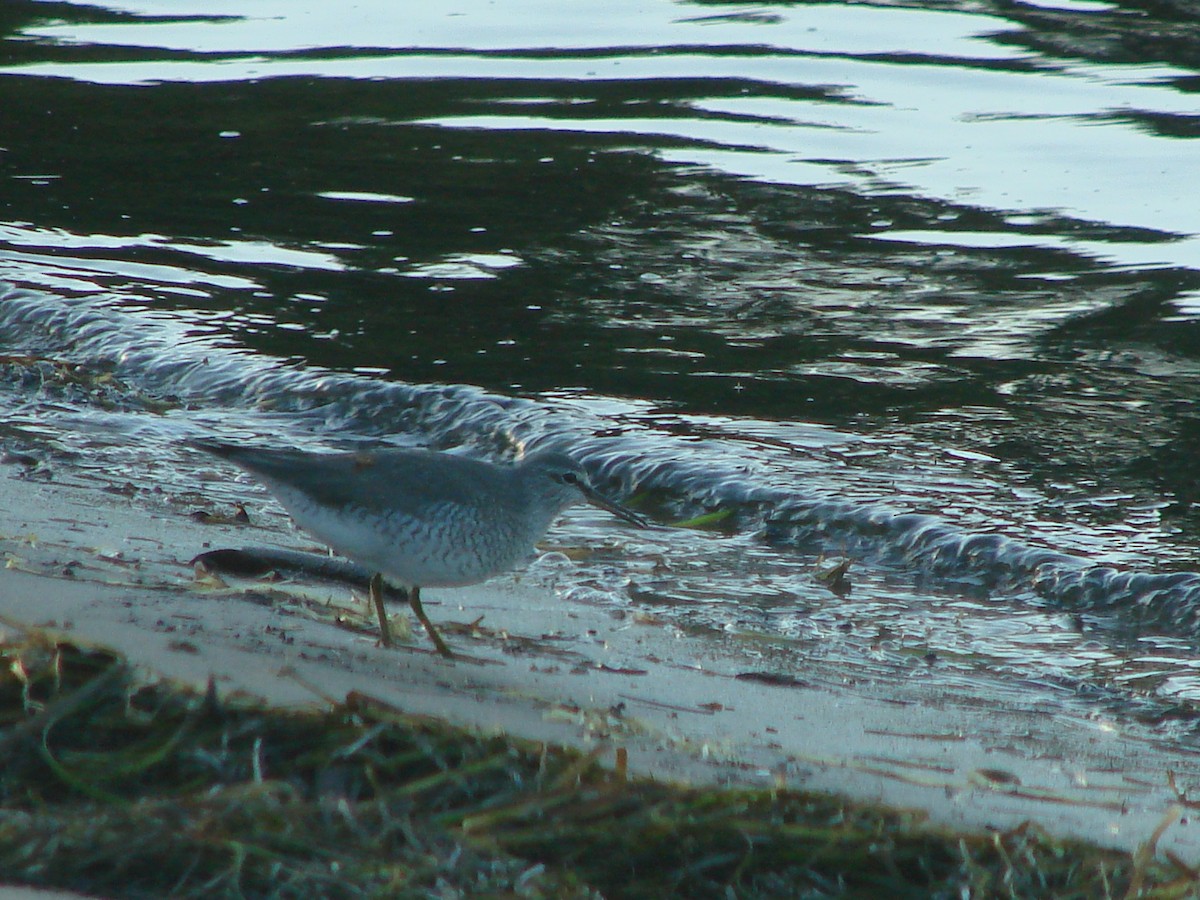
[4,283,1198,641]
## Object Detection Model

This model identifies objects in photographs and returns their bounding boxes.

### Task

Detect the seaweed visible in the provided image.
[0,633,1195,898]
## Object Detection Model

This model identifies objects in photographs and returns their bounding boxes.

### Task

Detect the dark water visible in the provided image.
[4,0,1200,729]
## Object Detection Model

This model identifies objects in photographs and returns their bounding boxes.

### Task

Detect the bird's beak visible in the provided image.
[581,483,650,528]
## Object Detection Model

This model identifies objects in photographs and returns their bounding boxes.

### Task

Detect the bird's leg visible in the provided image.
[408,586,453,658]
[369,572,393,648]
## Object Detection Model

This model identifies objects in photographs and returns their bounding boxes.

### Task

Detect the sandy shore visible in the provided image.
[2,446,1199,872]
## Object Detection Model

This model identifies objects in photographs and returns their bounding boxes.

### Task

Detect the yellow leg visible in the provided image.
[369,572,392,648]
[408,586,453,658]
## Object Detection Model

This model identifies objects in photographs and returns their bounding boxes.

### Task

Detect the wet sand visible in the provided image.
[2,448,1198,872]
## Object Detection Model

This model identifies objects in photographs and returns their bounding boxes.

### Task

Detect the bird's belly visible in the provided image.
[281,493,528,588]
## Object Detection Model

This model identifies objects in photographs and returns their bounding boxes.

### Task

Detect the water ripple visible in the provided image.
[4,282,1199,645]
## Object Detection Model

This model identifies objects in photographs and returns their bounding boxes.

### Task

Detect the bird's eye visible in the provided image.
[560,471,580,485]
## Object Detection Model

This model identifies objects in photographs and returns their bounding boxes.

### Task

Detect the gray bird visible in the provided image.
[189,439,647,656]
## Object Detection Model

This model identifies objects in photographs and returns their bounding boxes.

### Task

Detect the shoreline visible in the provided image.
[2,444,1199,868]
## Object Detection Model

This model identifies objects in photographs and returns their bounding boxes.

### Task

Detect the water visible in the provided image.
[3,0,1200,743]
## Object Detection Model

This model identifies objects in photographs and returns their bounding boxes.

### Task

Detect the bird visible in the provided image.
[188,439,648,657]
